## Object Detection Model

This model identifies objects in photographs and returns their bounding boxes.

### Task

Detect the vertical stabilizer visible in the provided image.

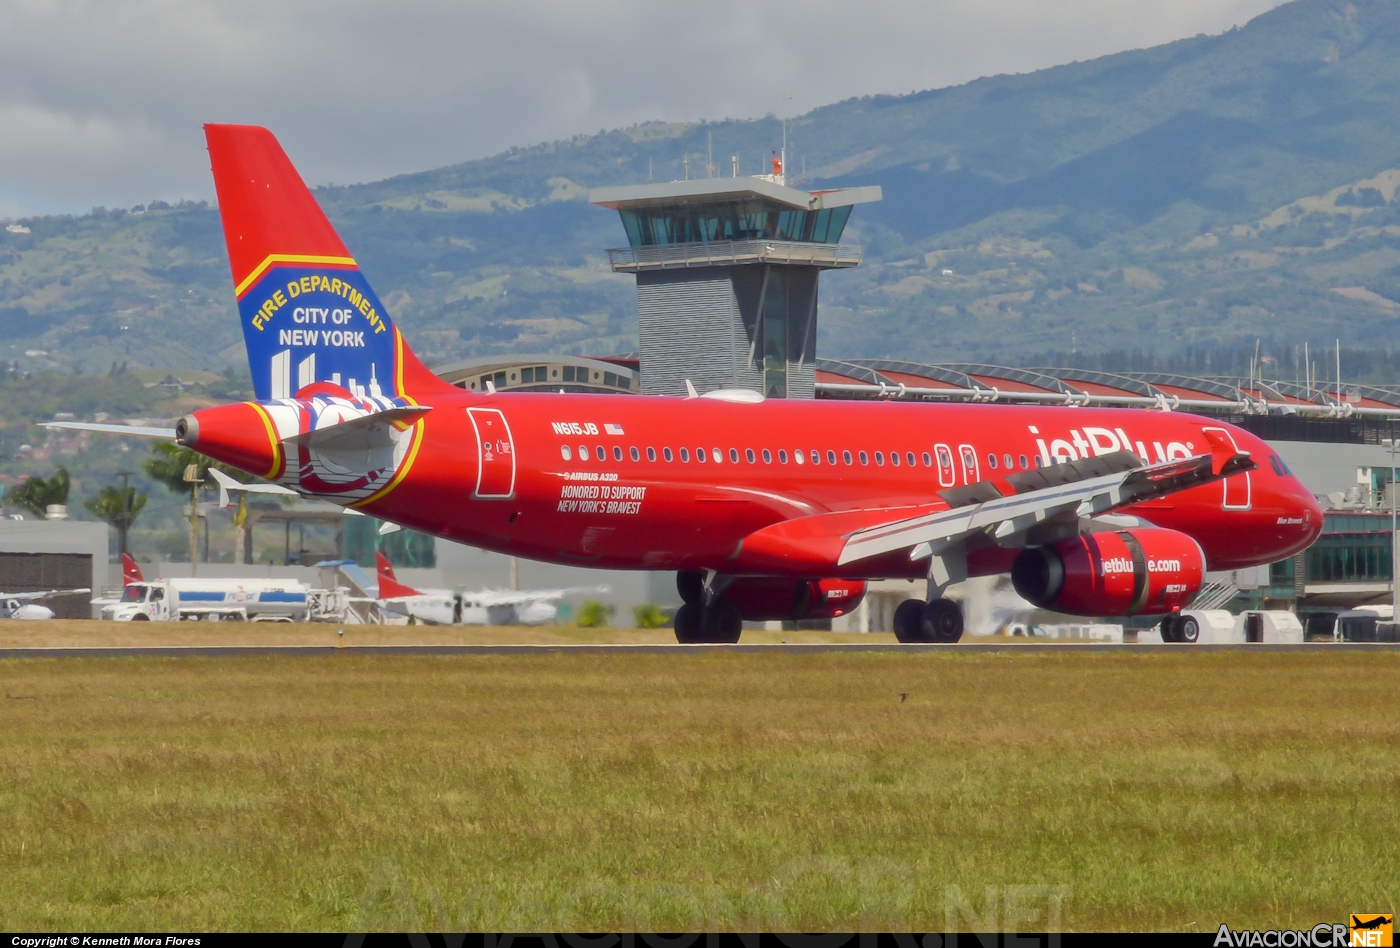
[205,124,453,402]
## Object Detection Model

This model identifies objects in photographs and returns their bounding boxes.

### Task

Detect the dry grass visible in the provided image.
[0,650,1395,931]
[0,620,903,649]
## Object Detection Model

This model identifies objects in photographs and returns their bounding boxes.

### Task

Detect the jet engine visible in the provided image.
[1010,528,1204,617]
[677,572,866,621]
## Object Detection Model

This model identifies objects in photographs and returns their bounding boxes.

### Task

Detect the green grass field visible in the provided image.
[0,650,1395,931]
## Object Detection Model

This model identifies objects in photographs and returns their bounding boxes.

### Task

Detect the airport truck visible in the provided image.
[100,578,310,622]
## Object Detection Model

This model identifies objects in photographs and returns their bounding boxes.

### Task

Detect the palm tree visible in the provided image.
[144,444,256,568]
[84,482,147,555]
[5,467,71,519]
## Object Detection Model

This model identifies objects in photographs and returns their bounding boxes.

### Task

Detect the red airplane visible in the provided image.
[52,125,1323,644]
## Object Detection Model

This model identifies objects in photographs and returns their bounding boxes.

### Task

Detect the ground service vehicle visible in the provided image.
[53,125,1323,644]
[102,578,309,622]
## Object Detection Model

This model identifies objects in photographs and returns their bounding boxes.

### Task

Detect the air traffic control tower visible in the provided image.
[590,172,880,398]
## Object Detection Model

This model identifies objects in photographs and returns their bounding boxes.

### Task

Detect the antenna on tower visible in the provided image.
[707,132,714,179]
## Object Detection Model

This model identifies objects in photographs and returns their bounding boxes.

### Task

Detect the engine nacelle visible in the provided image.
[1010,528,1204,617]
[678,572,866,621]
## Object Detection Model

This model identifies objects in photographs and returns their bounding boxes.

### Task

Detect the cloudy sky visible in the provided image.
[0,0,1286,219]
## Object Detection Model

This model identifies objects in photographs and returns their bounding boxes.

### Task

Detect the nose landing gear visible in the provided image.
[893,597,964,644]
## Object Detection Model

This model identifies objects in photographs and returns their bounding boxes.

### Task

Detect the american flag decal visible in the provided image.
[605,423,625,435]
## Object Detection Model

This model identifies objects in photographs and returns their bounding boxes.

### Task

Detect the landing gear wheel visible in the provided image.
[698,600,742,644]
[676,570,704,606]
[893,598,928,643]
[674,603,702,644]
[1179,615,1200,643]
[1160,616,1181,643]
[921,598,963,644]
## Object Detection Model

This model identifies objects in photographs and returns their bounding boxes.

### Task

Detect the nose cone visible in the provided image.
[178,402,283,480]
[1275,474,1324,558]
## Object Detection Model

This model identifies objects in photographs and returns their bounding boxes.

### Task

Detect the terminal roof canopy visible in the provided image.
[590,178,881,248]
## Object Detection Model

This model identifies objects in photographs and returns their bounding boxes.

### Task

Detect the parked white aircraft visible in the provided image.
[375,553,602,626]
[1,587,89,620]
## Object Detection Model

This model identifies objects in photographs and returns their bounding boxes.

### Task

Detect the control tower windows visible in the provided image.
[562,366,576,382]
[617,201,854,247]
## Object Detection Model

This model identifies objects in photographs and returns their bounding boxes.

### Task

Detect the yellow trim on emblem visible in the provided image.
[350,418,425,509]
[248,401,283,480]
[234,253,358,299]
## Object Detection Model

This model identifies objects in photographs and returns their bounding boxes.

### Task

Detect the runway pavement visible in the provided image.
[0,642,1396,658]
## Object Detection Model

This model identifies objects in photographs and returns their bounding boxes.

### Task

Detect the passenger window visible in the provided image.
[922,452,932,467]
[906,452,916,466]
[561,445,572,460]
[891,452,901,467]
[827,450,837,465]
[578,445,589,460]
[779,450,789,464]
[696,447,706,463]
[746,448,756,463]
[762,449,772,463]
[1019,454,1028,470]
[842,450,853,465]
[647,447,656,462]
[988,454,998,469]
[729,448,739,463]
[613,446,623,461]
[875,451,884,466]
[680,447,689,462]
[630,446,640,462]
[713,448,723,463]
[859,451,868,465]
[794,450,804,465]
[663,447,673,462]
[811,450,821,465]
[1004,454,1013,468]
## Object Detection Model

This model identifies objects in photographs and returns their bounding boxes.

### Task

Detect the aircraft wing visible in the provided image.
[0,588,91,600]
[838,436,1254,567]
[467,586,609,606]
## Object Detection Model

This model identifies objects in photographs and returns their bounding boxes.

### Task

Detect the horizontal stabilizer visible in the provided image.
[42,422,176,438]
[284,406,432,448]
[207,467,298,508]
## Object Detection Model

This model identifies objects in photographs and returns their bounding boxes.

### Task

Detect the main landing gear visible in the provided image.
[893,598,964,644]
[1159,612,1200,644]
[673,570,741,644]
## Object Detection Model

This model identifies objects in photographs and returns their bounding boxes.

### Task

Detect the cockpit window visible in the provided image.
[1268,456,1284,476]
[121,585,147,603]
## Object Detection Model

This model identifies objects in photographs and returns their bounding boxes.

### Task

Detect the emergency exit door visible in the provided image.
[468,407,516,499]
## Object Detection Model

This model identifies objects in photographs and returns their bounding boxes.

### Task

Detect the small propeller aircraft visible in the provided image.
[0,588,89,620]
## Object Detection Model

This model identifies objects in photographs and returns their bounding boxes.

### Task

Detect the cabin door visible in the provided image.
[468,408,516,499]
[1202,426,1251,509]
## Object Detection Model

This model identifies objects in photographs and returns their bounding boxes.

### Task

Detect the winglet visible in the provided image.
[685,379,699,398]
[1202,428,1247,476]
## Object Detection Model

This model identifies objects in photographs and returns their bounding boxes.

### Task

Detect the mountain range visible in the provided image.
[2,0,1400,375]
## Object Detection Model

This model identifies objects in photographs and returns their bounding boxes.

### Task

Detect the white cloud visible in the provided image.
[0,0,1286,214]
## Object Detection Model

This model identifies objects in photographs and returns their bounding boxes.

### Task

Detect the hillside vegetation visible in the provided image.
[4,0,1400,371]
